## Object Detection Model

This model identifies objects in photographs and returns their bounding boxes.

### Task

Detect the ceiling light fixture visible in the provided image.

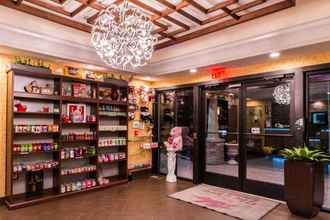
[269,52,281,59]
[91,0,157,69]
[190,68,197,73]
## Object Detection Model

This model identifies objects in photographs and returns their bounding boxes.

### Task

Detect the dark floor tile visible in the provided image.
[0,177,329,220]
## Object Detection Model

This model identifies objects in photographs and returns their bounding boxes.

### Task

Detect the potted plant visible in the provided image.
[281,146,330,218]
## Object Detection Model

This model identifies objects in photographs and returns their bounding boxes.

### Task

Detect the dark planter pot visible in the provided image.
[284,160,324,218]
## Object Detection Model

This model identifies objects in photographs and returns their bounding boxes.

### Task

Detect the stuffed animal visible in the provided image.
[164,127,183,152]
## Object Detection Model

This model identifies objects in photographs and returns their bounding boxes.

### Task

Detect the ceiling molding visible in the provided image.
[1,15,330,76]
[0,22,143,74]
[140,16,330,75]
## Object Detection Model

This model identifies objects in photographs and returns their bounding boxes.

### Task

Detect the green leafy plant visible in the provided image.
[281,146,330,162]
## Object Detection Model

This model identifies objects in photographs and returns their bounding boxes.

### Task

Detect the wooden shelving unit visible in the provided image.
[5,64,129,209]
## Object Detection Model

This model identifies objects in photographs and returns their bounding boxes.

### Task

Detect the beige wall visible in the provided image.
[0,55,8,197]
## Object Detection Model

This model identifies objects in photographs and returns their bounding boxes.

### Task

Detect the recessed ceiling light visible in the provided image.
[269,52,280,58]
[145,76,151,81]
[190,68,197,73]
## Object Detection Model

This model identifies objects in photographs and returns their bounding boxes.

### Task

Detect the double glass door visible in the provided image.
[203,76,296,199]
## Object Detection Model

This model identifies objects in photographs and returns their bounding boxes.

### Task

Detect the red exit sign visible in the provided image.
[208,66,227,79]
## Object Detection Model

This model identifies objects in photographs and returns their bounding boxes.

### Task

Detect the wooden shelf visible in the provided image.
[99,112,127,117]
[99,130,128,133]
[61,155,96,161]
[62,122,97,126]
[9,64,53,77]
[14,112,59,116]
[60,139,97,143]
[243,133,293,137]
[5,178,128,209]
[13,150,59,156]
[14,166,59,174]
[98,159,127,164]
[14,132,59,136]
[62,96,97,103]
[61,75,99,84]
[7,66,129,209]
[98,145,127,149]
[14,91,60,101]
[61,170,97,177]
[99,99,128,105]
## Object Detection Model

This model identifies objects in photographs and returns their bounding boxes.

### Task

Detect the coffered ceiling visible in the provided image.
[1,0,295,50]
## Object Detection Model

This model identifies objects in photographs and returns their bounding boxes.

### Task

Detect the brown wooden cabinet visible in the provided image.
[5,64,129,209]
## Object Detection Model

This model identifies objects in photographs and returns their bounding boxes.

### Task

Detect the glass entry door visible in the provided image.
[203,75,297,200]
[242,78,295,199]
[307,72,330,210]
[203,85,241,189]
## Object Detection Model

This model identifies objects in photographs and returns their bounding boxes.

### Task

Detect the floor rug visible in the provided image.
[169,184,280,220]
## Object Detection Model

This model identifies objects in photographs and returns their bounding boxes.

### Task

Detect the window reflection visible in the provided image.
[307,74,330,209]
[245,80,293,185]
[158,89,194,180]
[205,88,240,177]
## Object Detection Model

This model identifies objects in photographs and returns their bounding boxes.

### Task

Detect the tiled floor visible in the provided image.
[0,176,329,220]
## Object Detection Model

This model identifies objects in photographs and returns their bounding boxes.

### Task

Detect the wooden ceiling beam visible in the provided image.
[152,20,169,31]
[287,0,296,6]
[86,0,123,24]
[207,0,238,14]
[158,32,176,41]
[156,0,293,50]
[155,0,202,25]
[75,0,104,10]
[184,0,207,14]
[163,15,190,30]
[0,0,91,32]
[49,0,68,5]
[158,28,186,41]
[24,0,71,16]
[202,0,266,25]
[71,0,97,17]
[87,12,99,24]
[129,0,189,30]
[152,28,166,35]
[222,7,240,20]
[3,0,295,49]
[11,0,23,5]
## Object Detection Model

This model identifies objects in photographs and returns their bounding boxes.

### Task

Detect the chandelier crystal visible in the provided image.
[91,0,157,69]
[273,84,291,105]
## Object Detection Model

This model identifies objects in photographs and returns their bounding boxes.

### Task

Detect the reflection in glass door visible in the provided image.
[204,86,240,187]
[158,88,194,180]
[244,79,295,187]
[307,72,330,210]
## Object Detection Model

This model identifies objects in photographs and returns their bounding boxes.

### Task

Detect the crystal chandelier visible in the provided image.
[273,84,291,105]
[91,0,157,69]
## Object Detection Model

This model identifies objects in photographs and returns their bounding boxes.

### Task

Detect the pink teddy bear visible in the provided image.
[164,127,183,152]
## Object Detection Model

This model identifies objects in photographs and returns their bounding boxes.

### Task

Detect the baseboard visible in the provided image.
[129,168,152,181]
